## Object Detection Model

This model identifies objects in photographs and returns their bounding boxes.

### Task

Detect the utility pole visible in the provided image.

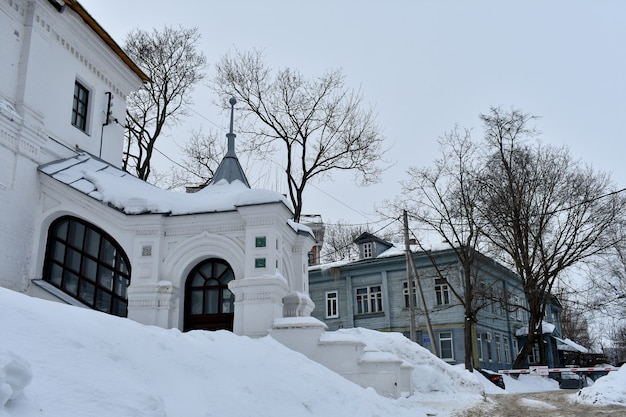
[403,210,418,343]
[403,210,439,357]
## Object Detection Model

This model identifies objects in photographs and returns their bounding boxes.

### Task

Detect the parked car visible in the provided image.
[556,371,585,389]
[476,368,506,389]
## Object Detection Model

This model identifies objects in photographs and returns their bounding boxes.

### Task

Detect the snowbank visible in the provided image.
[0,352,32,408]
[328,328,483,395]
[0,288,450,417]
[501,374,559,393]
[574,365,626,406]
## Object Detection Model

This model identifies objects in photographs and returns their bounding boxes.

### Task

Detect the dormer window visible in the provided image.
[363,242,373,258]
[353,232,393,260]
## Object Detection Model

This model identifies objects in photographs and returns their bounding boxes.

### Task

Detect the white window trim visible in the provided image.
[325,291,339,318]
[355,285,383,314]
[529,343,540,364]
[439,331,454,361]
[403,280,417,308]
[435,278,450,305]
[363,242,373,258]
[504,336,511,363]
[495,334,502,363]
[476,334,483,362]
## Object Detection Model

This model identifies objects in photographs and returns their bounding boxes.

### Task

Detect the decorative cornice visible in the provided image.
[135,229,161,237]
[164,224,244,237]
[52,30,125,98]
[63,0,150,82]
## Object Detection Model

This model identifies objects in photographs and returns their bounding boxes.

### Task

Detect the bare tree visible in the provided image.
[160,129,225,191]
[320,220,399,263]
[211,49,387,221]
[123,26,207,181]
[585,222,626,360]
[476,107,625,368]
[393,127,489,370]
[557,293,592,348]
[320,220,364,262]
[589,222,626,318]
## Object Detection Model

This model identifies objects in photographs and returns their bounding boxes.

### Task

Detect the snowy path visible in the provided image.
[457,390,626,417]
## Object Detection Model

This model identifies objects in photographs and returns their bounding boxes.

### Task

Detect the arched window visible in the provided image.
[184,259,235,331]
[42,216,131,317]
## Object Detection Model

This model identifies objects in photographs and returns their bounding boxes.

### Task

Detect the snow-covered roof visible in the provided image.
[309,243,423,271]
[38,152,291,215]
[554,336,589,353]
[515,321,556,336]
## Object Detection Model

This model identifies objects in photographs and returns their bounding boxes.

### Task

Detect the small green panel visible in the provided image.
[255,236,267,248]
[255,258,266,268]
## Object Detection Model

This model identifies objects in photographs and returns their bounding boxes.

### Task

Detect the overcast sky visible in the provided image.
[80,0,626,227]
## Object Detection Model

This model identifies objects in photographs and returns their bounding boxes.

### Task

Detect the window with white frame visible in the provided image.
[363,242,373,258]
[495,334,502,363]
[528,342,540,364]
[484,332,493,361]
[72,80,90,132]
[504,336,511,363]
[512,338,519,357]
[439,332,454,361]
[355,285,383,314]
[403,280,417,308]
[435,278,450,305]
[476,334,484,361]
[325,291,339,318]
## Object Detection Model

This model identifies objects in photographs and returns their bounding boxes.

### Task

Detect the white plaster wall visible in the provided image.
[0,0,142,291]
[30,179,317,336]
[0,0,23,100]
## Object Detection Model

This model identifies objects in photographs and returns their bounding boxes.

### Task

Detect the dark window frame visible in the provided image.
[42,216,131,317]
[184,258,235,331]
[72,80,90,131]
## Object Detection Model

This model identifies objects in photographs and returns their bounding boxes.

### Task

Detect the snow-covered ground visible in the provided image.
[0,288,623,417]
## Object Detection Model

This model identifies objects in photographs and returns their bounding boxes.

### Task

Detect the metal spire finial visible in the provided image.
[226,97,237,156]
[207,96,250,188]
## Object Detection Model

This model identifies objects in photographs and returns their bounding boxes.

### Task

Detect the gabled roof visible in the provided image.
[353,232,393,247]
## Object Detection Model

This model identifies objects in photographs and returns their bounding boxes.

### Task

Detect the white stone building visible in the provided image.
[1,0,146,291]
[1,0,315,337]
[1,0,412,397]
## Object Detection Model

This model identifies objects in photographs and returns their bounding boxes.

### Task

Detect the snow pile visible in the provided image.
[468,370,504,394]
[470,370,559,394]
[0,287,471,417]
[0,353,32,408]
[500,374,559,393]
[574,365,626,406]
[324,328,483,395]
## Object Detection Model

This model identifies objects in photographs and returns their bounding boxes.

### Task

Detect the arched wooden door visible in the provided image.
[184,259,235,331]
